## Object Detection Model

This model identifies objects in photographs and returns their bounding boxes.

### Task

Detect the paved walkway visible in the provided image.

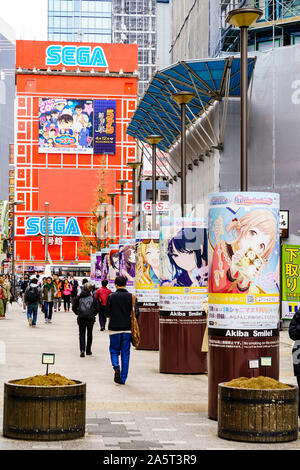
[0,303,299,450]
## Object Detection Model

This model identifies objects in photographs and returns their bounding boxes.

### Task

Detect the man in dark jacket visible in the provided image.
[105,276,139,385]
[72,282,99,357]
[289,308,300,417]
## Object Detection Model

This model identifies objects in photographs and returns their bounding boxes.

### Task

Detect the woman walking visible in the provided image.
[42,277,57,323]
[62,278,72,311]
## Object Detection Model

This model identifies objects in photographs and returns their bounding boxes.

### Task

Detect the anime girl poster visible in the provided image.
[208,192,280,332]
[90,253,96,281]
[119,239,136,294]
[135,231,160,303]
[108,244,119,291]
[159,218,208,312]
[95,251,102,283]
[100,248,109,283]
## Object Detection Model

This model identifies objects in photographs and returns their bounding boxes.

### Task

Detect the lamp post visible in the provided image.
[171,92,195,216]
[146,135,162,230]
[127,161,141,238]
[101,203,109,248]
[44,202,50,264]
[10,200,24,298]
[226,7,263,191]
[107,193,118,243]
[116,179,128,240]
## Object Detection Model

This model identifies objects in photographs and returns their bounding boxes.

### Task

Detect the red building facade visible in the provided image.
[14,40,138,269]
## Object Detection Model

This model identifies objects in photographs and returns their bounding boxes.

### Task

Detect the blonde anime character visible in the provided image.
[136,239,160,286]
[209,209,277,294]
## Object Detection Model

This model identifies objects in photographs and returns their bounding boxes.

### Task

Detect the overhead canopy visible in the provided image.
[126,56,256,153]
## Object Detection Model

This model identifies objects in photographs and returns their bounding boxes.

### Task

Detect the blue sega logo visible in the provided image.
[46,45,108,68]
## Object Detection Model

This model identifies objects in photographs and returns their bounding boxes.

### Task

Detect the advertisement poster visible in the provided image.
[208,192,280,335]
[93,100,116,155]
[135,231,160,303]
[108,244,119,291]
[90,253,96,281]
[101,248,109,282]
[39,98,93,153]
[95,251,102,283]
[281,244,300,320]
[159,218,208,312]
[119,239,136,294]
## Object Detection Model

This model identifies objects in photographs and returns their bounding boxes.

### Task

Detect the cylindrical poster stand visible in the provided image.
[119,239,136,295]
[100,248,109,283]
[94,251,101,288]
[159,218,208,374]
[208,192,280,420]
[135,231,160,350]
[108,244,119,292]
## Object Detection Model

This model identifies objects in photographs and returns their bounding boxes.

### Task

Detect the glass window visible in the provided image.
[54,0,61,10]
[53,17,61,27]
[48,0,54,10]
[61,17,68,28]
[48,17,54,27]
[61,0,68,10]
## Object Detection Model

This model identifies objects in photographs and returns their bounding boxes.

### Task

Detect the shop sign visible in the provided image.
[46,45,107,68]
[25,217,81,236]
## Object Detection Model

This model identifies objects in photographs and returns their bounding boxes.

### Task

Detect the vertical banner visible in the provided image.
[208,192,280,420]
[100,248,110,282]
[135,231,160,303]
[95,251,102,285]
[119,239,136,294]
[108,244,119,291]
[159,218,208,313]
[93,100,116,155]
[281,244,300,320]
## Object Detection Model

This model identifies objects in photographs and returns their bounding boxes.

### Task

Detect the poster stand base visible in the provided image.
[159,312,207,374]
[136,303,159,350]
[208,333,280,420]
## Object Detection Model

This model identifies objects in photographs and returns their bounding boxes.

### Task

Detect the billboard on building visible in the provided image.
[94,100,116,155]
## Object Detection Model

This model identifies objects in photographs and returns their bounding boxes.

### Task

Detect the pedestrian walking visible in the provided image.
[24,278,43,327]
[105,276,139,385]
[72,282,99,357]
[70,276,79,306]
[95,280,112,331]
[289,308,300,418]
[2,275,11,315]
[42,276,57,323]
[0,277,7,318]
[62,278,72,311]
[53,275,63,312]
[20,274,30,312]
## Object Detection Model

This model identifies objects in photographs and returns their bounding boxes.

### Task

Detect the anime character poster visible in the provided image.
[90,253,96,281]
[108,244,119,291]
[159,218,208,312]
[100,248,109,283]
[135,231,160,303]
[38,98,93,153]
[95,251,102,283]
[281,244,300,320]
[208,192,280,334]
[93,100,116,155]
[119,239,136,294]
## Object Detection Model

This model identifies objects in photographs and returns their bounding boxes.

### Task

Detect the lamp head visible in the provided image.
[116,179,128,186]
[225,7,263,28]
[171,91,195,105]
[127,161,141,169]
[146,135,163,145]
[107,192,118,198]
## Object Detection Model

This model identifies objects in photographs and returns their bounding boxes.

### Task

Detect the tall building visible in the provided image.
[47,0,164,95]
[14,40,138,271]
[48,0,112,43]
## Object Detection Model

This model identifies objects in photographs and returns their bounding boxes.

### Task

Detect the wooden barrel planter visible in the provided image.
[3,380,86,441]
[218,383,299,443]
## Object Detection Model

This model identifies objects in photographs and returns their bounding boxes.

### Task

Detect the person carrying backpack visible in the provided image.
[72,282,99,357]
[24,278,43,327]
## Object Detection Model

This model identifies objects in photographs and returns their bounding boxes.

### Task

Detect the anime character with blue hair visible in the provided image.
[165,227,208,287]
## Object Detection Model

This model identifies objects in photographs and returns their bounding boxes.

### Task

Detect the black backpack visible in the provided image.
[27,286,39,303]
[78,295,94,318]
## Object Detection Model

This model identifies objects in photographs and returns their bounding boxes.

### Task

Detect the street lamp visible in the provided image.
[107,193,118,242]
[116,179,128,240]
[127,161,141,238]
[101,203,109,248]
[226,7,263,191]
[146,135,162,230]
[171,92,195,216]
[44,202,50,264]
[10,200,24,298]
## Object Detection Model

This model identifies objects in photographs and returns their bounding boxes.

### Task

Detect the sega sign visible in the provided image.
[46,45,108,68]
[26,217,81,237]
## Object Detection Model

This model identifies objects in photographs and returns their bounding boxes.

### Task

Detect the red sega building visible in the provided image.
[14,40,138,269]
